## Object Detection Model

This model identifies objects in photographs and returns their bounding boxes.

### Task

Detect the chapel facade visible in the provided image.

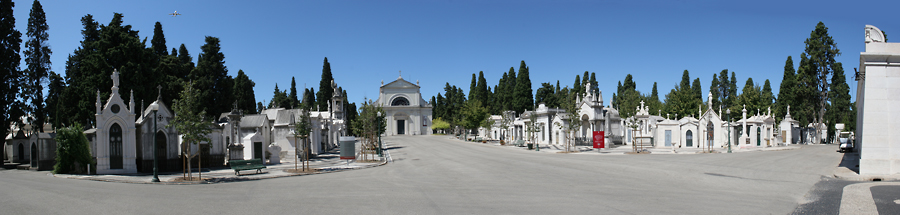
[375,73,433,136]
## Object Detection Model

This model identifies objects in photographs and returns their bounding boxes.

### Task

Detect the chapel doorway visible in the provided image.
[253,142,263,160]
[156,131,167,171]
[706,123,714,148]
[17,143,24,162]
[30,143,37,167]
[686,130,693,147]
[109,123,123,169]
[757,127,761,146]
[397,120,405,135]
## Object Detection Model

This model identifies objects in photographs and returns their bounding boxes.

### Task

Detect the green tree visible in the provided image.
[352,100,385,161]
[710,73,720,109]
[292,107,312,170]
[555,86,582,152]
[794,53,817,126]
[826,62,853,142]
[761,79,774,110]
[289,77,298,108]
[476,71,488,105]
[503,67,516,112]
[317,57,333,110]
[53,123,93,174]
[460,100,489,140]
[233,70,257,114]
[23,0,50,132]
[431,117,450,132]
[46,71,64,130]
[513,61,533,114]
[302,88,316,110]
[192,36,233,118]
[468,73,477,101]
[804,22,841,144]
[269,84,289,109]
[648,82,662,116]
[0,0,22,160]
[168,81,213,181]
[739,77,761,115]
[535,82,556,107]
[150,21,166,56]
[774,56,796,121]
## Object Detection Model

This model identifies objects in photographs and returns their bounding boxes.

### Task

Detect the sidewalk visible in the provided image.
[832,152,900,181]
[454,137,800,155]
[52,141,390,185]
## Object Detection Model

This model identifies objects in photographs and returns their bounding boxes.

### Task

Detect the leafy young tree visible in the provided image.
[24,0,50,132]
[292,107,312,170]
[168,81,213,181]
[554,88,582,152]
[460,100,489,140]
[430,117,450,133]
[351,100,385,161]
[804,22,841,144]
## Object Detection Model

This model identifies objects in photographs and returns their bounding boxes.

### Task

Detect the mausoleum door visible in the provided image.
[30,143,37,167]
[17,143,23,162]
[156,131,167,170]
[757,127,761,146]
[110,123,123,169]
[665,130,672,146]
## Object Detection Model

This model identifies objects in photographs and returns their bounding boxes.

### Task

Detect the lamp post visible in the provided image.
[377,111,383,156]
[727,108,732,153]
[150,100,160,182]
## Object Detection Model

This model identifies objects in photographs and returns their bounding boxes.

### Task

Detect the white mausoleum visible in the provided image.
[858,25,900,175]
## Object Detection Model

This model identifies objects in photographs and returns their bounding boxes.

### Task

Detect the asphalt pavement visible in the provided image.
[0,135,881,214]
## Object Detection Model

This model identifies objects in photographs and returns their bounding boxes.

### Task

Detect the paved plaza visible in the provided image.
[0,135,894,214]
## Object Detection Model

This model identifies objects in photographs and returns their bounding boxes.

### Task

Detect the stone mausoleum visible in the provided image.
[857,25,900,176]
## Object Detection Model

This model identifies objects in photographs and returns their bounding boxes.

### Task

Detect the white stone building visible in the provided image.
[857,25,900,175]
[92,70,139,174]
[375,74,433,136]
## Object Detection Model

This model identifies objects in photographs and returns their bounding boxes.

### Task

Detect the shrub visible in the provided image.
[53,123,94,174]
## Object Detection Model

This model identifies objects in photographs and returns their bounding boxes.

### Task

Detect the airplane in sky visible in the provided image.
[169,11,181,17]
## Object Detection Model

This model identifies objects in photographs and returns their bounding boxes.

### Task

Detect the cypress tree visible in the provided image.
[317,57,333,110]
[774,56,797,121]
[477,71,487,105]
[151,21,166,56]
[514,61,533,113]
[233,70,256,114]
[468,73,477,101]
[289,77,298,108]
[1,0,23,141]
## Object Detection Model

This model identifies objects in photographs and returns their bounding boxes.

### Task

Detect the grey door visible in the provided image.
[665,130,672,146]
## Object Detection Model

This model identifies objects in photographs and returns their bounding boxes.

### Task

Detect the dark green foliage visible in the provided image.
[302,88,316,110]
[572,75,581,101]
[589,72,598,96]
[535,82,556,107]
[460,100,489,131]
[233,70,257,114]
[826,62,853,142]
[269,84,290,109]
[476,71,488,105]
[513,61,533,114]
[151,21,166,56]
[647,82,662,116]
[46,71,64,130]
[616,74,642,118]
[804,22,842,143]
[53,123,94,174]
[167,80,213,180]
[710,73,720,109]
[317,57,333,110]
[774,56,796,122]
[0,0,23,146]
[663,70,700,119]
[191,36,234,119]
[289,77,299,108]
[24,0,49,132]
[738,77,761,115]
[761,79,773,110]
[468,73,477,101]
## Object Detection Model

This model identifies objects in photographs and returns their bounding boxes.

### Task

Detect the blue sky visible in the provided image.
[17,0,900,108]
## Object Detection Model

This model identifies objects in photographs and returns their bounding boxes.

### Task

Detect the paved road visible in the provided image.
[0,135,845,214]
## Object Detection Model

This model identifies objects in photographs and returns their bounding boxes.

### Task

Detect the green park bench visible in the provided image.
[474,137,483,142]
[229,159,267,176]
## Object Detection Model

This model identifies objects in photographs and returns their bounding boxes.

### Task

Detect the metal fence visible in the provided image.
[574,137,592,146]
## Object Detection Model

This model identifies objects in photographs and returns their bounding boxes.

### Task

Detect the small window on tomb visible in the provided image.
[391,97,410,106]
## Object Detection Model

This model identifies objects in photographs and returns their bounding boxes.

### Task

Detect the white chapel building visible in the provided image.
[375,73,433,136]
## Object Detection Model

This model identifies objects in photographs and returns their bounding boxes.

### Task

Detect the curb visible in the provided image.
[51,158,389,185]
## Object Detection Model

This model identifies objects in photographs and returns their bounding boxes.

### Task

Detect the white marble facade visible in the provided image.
[858,25,900,175]
[376,73,433,136]
[93,70,138,174]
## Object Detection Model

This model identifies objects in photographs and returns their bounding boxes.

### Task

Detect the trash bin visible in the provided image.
[527,143,534,150]
[339,136,356,160]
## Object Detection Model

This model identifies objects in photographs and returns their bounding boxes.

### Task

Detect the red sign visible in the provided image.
[593,131,605,148]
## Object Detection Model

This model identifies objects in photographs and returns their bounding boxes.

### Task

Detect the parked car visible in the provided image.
[837,132,854,153]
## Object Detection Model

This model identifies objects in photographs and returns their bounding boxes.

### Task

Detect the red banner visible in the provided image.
[593,131,604,148]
